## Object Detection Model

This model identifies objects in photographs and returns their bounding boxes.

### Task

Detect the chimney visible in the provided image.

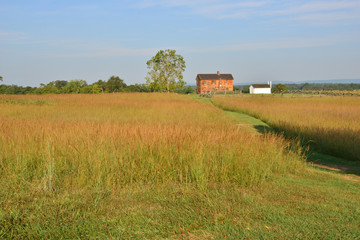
[217,71,220,76]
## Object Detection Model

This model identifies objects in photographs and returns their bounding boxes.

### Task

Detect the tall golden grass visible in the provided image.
[0,94,304,193]
[213,95,360,161]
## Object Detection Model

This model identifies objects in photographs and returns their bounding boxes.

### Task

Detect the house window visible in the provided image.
[225,81,228,85]
[212,80,215,84]
[203,81,207,85]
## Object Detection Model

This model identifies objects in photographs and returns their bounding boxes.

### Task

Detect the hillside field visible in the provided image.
[0,93,359,239]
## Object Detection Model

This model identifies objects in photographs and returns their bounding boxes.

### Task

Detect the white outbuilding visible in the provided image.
[249,82,272,94]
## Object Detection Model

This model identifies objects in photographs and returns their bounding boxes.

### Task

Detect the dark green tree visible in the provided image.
[175,86,195,94]
[106,76,127,93]
[54,80,68,92]
[273,84,287,93]
[94,80,106,93]
[146,49,186,93]
[126,84,149,92]
[1,85,24,94]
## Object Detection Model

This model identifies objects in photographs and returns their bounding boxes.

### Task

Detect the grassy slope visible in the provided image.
[0,94,359,239]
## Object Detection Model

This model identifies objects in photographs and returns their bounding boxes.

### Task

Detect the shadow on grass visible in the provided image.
[254,125,360,177]
[253,125,273,134]
[307,152,360,177]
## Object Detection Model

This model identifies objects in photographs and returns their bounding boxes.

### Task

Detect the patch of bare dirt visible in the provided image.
[312,163,360,182]
[342,175,360,182]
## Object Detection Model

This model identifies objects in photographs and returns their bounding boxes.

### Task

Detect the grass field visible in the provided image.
[0,93,359,239]
[213,95,360,162]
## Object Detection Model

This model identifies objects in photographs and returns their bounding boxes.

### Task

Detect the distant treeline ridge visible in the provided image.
[236,83,360,93]
[2,80,360,95]
[0,76,195,95]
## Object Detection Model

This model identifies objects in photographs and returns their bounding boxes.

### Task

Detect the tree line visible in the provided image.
[0,76,195,95]
[1,76,143,94]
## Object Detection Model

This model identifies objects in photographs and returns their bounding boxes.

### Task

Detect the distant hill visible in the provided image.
[237,79,360,85]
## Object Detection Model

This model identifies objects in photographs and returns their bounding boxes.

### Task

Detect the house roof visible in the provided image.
[197,74,234,80]
[251,84,270,88]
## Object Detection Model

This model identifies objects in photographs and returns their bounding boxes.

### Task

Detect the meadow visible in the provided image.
[213,95,360,162]
[0,93,359,239]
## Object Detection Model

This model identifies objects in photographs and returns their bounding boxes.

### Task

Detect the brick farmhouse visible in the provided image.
[196,71,234,94]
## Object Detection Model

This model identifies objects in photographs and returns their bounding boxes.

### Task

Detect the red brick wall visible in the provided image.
[196,78,233,94]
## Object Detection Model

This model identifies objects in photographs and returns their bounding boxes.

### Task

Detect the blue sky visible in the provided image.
[1,0,360,86]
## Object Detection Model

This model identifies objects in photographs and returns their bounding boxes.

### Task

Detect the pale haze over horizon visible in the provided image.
[1,0,360,87]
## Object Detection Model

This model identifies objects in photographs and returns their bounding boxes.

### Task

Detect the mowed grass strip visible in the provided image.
[213,95,360,162]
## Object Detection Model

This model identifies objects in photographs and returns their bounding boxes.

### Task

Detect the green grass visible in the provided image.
[308,152,360,177]
[223,109,271,135]
[223,110,268,126]
[0,99,51,105]
[1,170,359,239]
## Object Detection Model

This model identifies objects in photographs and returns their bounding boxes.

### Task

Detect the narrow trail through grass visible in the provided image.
[192,95,271,135]
[192,95,360,182]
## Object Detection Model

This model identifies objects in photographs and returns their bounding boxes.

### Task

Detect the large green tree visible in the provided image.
[146,49,186,93]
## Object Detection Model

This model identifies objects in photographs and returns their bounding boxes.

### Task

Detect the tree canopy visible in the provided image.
[273,84,287,93]
[106,76,127,93]
[146,49,186,93]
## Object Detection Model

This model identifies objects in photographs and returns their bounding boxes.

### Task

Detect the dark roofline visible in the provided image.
[197,74,234,80]
[251,84,271,88]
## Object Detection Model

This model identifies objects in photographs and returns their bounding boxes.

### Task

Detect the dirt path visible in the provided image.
[311,162,360,182]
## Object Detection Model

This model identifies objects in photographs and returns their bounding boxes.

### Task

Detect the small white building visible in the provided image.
[249,82,272,94]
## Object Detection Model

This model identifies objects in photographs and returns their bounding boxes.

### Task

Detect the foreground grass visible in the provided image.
[212,95,360,162]
[1,169,359,239]
[0,93,359,238]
